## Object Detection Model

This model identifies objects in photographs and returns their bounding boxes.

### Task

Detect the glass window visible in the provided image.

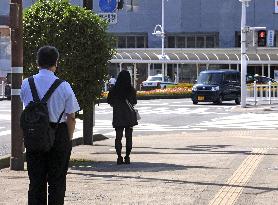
[136,36,145,48]
[187,36,195,48]
[177,36,185,48]
[197,73,223,84]
[206,36,215,48]
[196,36,205,48]
[127,36,135,48]
[168,36,175,48]
[118,36,126,48]
[147,76,163,81]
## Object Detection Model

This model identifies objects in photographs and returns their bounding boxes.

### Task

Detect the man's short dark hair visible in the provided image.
[37,46,59,68]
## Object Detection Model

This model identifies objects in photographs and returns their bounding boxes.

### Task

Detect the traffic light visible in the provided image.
[257,30,267,47]
[117,0,124,10]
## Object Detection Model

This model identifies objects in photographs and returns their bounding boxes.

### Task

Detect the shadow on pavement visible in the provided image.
[69,160,220,173]
[68,169,278,194]
[93,144,278,156]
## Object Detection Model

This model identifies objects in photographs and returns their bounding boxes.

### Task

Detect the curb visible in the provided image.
[97,94,191,103]
[0,134,108,170]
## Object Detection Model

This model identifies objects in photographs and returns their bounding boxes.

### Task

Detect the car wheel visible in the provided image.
[235,96,241,105]
[216,95,223,105]
[193,100,198,105]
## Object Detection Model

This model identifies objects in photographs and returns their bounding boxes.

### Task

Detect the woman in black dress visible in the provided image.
[107,70,138,164]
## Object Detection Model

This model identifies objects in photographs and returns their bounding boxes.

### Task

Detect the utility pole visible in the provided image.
[10,0,24,170]
[239,0,251,108]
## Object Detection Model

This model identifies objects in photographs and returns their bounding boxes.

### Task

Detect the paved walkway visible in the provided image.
[1,128,278,204]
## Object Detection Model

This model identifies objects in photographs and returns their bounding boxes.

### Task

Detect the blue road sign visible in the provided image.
[99,0,117,12]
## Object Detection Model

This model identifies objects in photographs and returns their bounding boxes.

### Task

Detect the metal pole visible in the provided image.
[269,81,271,104]
[161,0,165,78]
[240,1,248,108]
[161,0,165,57]
[254,81,257,106]
[134,63,137,89]
[10,0,24,170]
[176,64,179,83]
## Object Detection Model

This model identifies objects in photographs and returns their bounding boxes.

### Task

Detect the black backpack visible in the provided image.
[20,76,64,152]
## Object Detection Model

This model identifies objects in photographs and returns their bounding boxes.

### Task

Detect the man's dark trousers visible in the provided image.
[26,123,72,205]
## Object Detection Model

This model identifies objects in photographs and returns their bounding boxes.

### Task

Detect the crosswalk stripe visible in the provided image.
[0,130,11,136]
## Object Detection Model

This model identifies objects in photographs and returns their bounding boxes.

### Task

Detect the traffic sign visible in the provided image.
[99,0,117,12]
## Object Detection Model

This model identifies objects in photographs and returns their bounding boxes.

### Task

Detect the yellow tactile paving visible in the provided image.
[208,148,268,205]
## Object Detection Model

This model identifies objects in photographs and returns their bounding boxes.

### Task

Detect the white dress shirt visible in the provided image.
[20,69,80,123]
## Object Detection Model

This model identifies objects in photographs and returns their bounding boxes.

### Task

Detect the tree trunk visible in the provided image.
[83,104,94,145]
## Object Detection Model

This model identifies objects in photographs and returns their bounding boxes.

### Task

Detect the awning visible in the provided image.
[110,48,278,65]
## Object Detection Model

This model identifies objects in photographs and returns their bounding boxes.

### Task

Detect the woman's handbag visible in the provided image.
[126,99,141,120]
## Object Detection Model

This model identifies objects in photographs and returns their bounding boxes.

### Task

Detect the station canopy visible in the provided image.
[110,48,278,65]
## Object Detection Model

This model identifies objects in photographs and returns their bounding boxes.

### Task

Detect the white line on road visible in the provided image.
[0,130,11,136]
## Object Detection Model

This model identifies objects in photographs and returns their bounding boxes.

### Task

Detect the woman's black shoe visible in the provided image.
[117,156,124,165]
[124,156,130,164]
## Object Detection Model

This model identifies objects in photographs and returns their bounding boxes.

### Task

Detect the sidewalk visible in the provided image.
[1,129,278,204]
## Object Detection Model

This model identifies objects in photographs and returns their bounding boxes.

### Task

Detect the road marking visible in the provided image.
[208,148,268,205]
[0,130,11,136]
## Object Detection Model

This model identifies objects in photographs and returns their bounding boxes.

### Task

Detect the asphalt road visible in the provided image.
[1,98,278,156]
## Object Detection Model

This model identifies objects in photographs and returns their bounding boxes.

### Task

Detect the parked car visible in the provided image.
[246,75,276,84]
[191,70,241,105]
[141,74,176,90]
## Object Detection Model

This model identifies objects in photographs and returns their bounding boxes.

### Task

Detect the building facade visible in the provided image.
[1,0,278,85]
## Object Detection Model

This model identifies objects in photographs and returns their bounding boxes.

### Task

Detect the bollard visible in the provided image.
[253,81,257,106]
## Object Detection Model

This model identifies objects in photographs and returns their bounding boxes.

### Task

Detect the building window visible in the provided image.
[168,36,175,48]
[118,36,126,48]
[167,33,219,48]
[136,36,145,48]
[177,36,185,48]
[127,36,136,48]
[187,37,195,48]
[114,34,148,48]
[206,36,215,48]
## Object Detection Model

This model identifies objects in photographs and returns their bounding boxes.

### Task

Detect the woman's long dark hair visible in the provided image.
[114,70,133,99]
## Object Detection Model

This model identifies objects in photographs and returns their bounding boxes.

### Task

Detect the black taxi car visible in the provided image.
[191,70,241,105]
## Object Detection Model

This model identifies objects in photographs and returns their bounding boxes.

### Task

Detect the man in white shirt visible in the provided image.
[20,46,80,205]
[108,75,116,89]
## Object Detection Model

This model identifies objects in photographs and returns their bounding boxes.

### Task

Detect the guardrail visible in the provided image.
[247,81,278,105]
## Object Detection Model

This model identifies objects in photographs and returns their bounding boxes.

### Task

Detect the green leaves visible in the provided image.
[23,0,115,111]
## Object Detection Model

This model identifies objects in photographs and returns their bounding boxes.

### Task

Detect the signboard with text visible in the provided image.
[0,26,11,77]
[98,13,117,24]
[275,0,278,13]
[267,30,275,47]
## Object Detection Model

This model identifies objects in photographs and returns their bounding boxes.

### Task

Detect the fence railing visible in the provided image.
[247,81,278,105]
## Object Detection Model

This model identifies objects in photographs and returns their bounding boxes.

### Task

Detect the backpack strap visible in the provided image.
[41,79,64,103]
[28,76,40,102]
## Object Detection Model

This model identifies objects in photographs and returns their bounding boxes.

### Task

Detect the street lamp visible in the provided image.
[152,0,168,76]
[239,0,252,108]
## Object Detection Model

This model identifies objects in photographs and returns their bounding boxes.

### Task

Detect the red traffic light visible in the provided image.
[257,30,267,47]
[258,31,266,38]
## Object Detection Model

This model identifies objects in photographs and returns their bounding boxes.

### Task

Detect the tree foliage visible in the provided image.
[23,0,115,111]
